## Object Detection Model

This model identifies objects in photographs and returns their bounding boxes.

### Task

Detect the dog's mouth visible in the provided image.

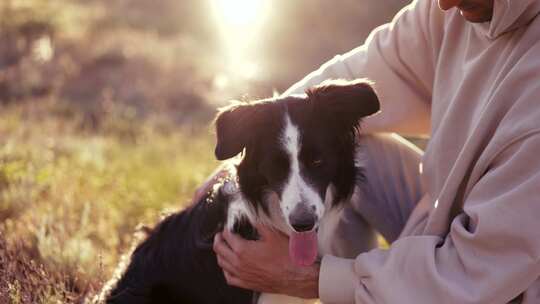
[289,229,317,266]
[289,228,318,266]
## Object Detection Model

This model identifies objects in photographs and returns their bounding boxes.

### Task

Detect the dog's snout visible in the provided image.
[289,205,317,232]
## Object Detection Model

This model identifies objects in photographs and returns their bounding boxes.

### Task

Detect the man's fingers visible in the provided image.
[255,223,287,242]
[216,253,236,274]
[222,228,247,253]
[223,270,249,289]
[254,223,276,240]
[213,232,240,266]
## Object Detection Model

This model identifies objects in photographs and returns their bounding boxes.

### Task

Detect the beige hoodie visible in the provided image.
[285,0,540,303]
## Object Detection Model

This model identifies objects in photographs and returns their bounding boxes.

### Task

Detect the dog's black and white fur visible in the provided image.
[98,79,380,304]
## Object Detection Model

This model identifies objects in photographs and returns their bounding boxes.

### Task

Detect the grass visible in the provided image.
[0,100,218,302]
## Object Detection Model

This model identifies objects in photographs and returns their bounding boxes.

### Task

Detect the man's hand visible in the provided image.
[213,224,320,299]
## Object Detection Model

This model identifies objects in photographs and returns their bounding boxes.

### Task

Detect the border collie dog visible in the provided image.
[100,79,380,303]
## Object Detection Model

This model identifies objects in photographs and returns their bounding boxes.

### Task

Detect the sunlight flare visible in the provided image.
[212,0,267,27]
[210,0,270,92]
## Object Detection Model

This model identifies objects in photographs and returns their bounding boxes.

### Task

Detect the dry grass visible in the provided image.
[0,100,218,302]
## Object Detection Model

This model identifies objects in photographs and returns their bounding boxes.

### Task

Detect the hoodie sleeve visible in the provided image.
[283,0,444,136]
[319,131,540,304]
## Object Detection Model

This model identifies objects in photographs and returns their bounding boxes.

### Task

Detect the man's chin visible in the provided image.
[460,8,493,23]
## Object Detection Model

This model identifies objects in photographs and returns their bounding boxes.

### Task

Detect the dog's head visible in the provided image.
[214,79,379,265]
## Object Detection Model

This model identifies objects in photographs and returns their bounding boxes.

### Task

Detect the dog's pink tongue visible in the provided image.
[289,230,318,266]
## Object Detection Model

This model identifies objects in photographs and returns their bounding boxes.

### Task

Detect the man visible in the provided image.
[212,0,540,303]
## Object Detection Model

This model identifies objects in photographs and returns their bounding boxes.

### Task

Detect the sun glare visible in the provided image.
[210,0,269,94]
[212,0,266,27]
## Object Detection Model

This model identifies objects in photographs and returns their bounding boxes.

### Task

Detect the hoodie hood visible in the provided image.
[475,0,540,39]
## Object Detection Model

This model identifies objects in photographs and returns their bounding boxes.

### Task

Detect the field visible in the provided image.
[0,1,408,302]
[0,100,218,302]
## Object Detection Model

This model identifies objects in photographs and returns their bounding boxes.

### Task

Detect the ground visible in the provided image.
[0,100,217,303]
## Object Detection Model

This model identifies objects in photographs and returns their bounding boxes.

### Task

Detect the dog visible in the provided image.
[98,79,380,303]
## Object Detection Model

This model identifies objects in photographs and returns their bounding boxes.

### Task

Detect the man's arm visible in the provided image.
[284,0,444,136]
[320,131,540,304]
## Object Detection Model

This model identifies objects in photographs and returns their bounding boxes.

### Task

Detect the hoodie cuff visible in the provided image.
[319,255,356,304]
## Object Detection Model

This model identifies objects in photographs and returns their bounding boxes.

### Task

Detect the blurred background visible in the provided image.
[0,0,408,302]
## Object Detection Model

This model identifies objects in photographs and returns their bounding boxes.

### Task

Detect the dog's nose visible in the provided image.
[289,205,317,232]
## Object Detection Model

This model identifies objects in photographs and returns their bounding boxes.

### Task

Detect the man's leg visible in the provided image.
[318,133,424,258]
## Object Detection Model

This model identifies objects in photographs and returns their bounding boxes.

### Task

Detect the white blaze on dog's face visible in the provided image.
[280,115,324,232]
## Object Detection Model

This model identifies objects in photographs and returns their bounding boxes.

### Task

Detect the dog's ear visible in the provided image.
[214,101,267,160]
[307,79,380,128]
